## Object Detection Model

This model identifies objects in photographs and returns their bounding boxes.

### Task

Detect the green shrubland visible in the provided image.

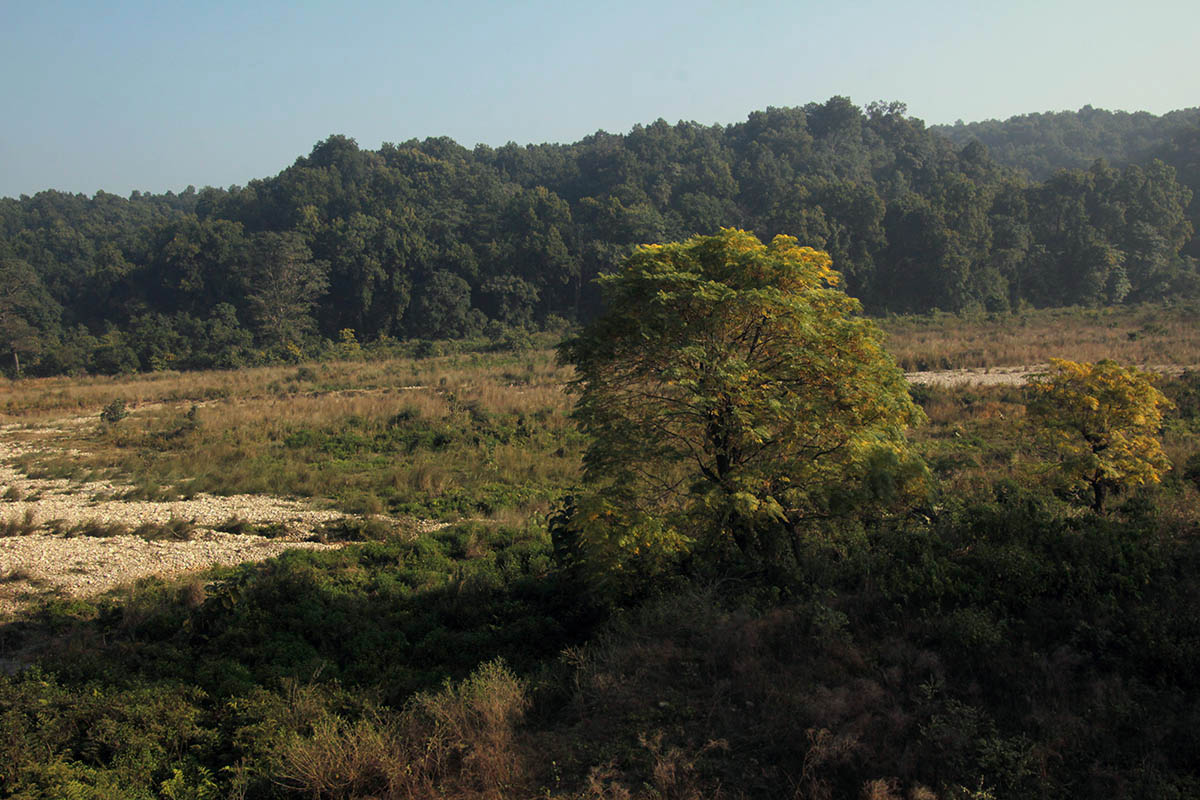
[5,475,1200,797]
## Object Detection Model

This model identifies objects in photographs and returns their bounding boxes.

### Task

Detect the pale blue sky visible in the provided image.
[2,0,1196,198]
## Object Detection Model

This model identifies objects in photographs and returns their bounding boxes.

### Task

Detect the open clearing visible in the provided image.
[0,451,354,619]
[906,363,1198,387]
[1,350,1194,619]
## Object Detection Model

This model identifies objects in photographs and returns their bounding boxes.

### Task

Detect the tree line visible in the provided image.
[0,97,1197,375]
[934,105,1200,180]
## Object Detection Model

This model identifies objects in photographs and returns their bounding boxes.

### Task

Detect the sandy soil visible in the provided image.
[905,363,1197,387]
[905,365,1043,387]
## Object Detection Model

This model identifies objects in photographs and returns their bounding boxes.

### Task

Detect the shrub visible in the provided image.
[274,659,530,798]
[100,398,129,425]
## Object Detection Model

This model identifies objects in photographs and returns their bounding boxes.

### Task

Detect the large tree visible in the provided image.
[246,232,328,350]
[559,229,925,587]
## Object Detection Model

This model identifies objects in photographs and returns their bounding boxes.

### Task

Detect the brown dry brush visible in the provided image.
[546,590,984,800]
[881,304,1200,372]
[273,659,531,800]
[0,509,38,536]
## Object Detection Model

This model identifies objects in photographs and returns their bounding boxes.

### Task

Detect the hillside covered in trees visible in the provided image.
[1,98,1198,375]
[933,106,1200,180]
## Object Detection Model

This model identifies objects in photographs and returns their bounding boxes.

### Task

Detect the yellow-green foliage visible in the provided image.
[561,229,925,579]
[1027,358,1173,510]
[561,493,695,596]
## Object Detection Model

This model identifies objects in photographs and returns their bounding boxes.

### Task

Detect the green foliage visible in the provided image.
[561,229,926,586]
[935,105,1200,179]
[549,487,1200,798]
[6,439,1200,797]
[99,398,128,425]
[3,102,1200,377]
[0,522,588,797]
[247,231,328,351]
[6,102,1200,798]
[0,257,60,377]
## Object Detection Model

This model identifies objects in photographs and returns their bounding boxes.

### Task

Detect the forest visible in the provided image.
[1,98,1198,376]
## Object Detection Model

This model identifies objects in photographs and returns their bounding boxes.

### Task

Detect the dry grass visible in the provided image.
[2,307,1195,530]
[880,304,1200,371]
[274,659,531,799]
[0,350,572,419]
[0,350,582,522]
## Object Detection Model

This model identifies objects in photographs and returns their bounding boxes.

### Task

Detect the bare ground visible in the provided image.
[905,363,1197,387]
[905,364,1043,387]
[0,410,364,619]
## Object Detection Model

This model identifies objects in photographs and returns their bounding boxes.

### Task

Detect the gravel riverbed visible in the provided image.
[0,427,352,618]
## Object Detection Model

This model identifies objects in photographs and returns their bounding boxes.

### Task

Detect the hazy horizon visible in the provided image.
[3,0,1197,199]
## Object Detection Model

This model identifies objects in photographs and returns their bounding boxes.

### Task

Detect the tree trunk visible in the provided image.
[729,513,755,557]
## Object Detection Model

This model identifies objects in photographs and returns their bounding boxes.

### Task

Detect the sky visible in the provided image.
[2,0,1197,198]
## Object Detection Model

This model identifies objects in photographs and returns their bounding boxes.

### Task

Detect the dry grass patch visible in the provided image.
[274,660,532,800]
[0,349,572,419]
[1,349,583,523]
[881,304,1200,371]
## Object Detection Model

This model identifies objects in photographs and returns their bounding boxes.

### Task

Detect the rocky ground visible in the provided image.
[0,411,359,618]
[905,364,1041,387]
[904,363,1195,387]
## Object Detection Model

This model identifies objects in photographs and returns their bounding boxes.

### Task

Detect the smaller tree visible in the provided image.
[0,258,61,377]
[247,233,328,351]
[1026,359,1172,511]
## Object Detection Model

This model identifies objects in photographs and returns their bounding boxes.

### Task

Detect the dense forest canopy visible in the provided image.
[1,98,1198,375]
[933,106,1200,179]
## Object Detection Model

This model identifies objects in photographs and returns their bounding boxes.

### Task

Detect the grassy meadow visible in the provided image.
[1,347,582,523]
[2,307,1200,798]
